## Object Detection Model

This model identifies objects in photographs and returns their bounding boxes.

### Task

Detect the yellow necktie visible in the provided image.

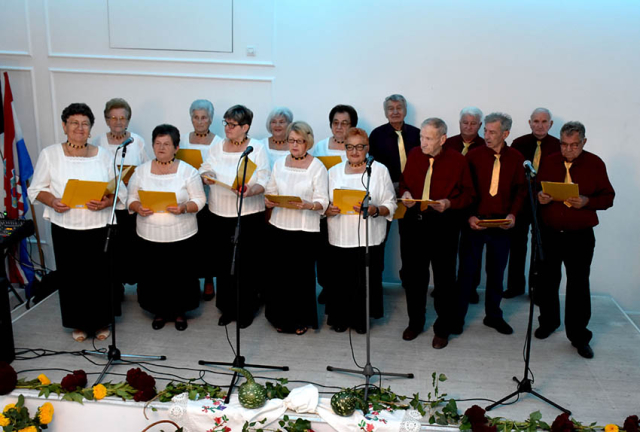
[564,161,573,183]
[489,154,500,196]
[421,158,434,201]
[533,140,542,171]
[462,142,471,156]
[396,130,407,173]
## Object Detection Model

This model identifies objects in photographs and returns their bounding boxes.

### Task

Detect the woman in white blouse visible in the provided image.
[325,128,396,333]
[200,105,270,329]
[28,103,125,342]
[92,98,149,288]
[310,104,359,305]
[183,99,224,301]
[128,124,206,331]
[261,107,293,168]
[264,121,328,335]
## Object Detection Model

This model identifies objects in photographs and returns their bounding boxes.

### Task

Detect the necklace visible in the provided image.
[232,137,248,146]
[272,138,286,145]
[292,153,308,161]
[334,137,345,145]
[155,157,175,166]
[195,131,210,138]
[348,161,365,168]
[109,132,126,141]
[66,141,87,149]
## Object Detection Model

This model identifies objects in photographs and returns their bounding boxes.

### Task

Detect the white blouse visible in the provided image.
[92,132,150,166]
[259,137,289,168]
[309,137,347,162]
[199,138,271,217]
[27,144,127,230]
[265,156,329,233]
[181,134,224,165]
[127,160,206,243]
[327,161,397,248]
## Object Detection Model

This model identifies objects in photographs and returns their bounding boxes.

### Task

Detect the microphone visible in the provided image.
[118,137,135,148]
[523,160,537,177]
[366,154,375,169]
[240,146,254,158]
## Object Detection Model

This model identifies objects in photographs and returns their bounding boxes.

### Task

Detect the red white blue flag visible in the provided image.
[2,71,35,289]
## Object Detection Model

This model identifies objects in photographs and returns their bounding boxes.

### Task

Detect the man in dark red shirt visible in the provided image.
[535,121,614,359]
[399,118,475,348]
[445,107,486,304]
[456,113,526,336]
[506,108,561,299]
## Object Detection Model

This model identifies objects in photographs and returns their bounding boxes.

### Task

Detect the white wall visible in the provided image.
[1,0,638,310]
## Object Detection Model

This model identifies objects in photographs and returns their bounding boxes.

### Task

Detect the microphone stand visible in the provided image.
[84,143,166,386]
[485,165,570,414]
[199,151,288,404]
[327,160,414,408]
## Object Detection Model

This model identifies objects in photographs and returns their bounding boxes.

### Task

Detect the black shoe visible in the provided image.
[317,289,327,304]
[175,317,188,331]
[432,335,449,349]
[503,289,525,299]
[402,326,421,341]
[152,316,166,330]
[333,325,347,333]
[469,291,480,304]
[239,317,254,329]
[483,317,513,335]
[203,281,215,301]
[218,315,233,326]
[354,327,367,335]
[534,326,556,339]
[572,342,594,359]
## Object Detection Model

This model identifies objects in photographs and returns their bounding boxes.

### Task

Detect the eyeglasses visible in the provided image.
[106,116,127,122]
[560,142,582,149]
[345,144,368,151]
[223,120,241,129]
[332,120,351,128]
[287,138,306,145]
[67,120,91,129]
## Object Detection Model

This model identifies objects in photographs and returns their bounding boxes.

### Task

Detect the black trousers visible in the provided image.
[537,227,595,345]
[399,211,460,337]
[457,227,511,327]
[507,204,533,294]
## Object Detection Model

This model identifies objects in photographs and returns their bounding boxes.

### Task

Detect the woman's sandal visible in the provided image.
[95,327,111,341]
[72,330,88,342]
[295,326,308,336]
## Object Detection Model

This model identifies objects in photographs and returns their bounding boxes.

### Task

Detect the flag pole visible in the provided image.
[25,179,45,271]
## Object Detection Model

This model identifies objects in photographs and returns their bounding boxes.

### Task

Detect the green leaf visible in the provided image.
[17,394,25,407]
[530,411,542,422]
[439,374,447,382]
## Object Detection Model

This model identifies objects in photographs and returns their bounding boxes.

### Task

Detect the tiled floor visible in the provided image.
[8,285,640,425]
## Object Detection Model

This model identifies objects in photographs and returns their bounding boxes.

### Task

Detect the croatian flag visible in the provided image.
[2,71,36,290]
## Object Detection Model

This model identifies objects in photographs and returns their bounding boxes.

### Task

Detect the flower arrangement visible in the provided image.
[1,394,54,431]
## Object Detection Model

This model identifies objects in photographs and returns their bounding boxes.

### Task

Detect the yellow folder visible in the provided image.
[333,189,366,215]
[477,219,511,228]
[205,157,257,191]
[265,194,303,209]
[176,149,204,169]
[138,190,178,213]
[394,202,407,219]
[541,181,579,202]
[317,156,342,170]
[116,165,136,186]
[61,179,109,209]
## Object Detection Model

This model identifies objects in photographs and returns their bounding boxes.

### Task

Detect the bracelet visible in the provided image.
[371,207,380,218]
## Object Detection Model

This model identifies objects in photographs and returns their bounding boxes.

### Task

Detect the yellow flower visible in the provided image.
[38,402,54,425]
[93,384,107,400]
[18,427,38,432]
[0,413,10,427]
[605,425,619,432]
[37,374,51,385]
[3,403,15,413]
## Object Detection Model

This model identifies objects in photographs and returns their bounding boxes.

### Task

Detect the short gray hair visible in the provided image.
[484,112,512,132]
[265,107,294,133]
[421,117,448,137]
[460,106,483,122]
[383,94,407,111]
[560,121,586,141]
[531,107,552,120]
[189,99,214,119]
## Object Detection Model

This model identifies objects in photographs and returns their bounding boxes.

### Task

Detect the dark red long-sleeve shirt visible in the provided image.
[511,133,560,167]
[537,150,614,231]
[399,146,475,211]
[443,134,486,154]
[466,144,527,218]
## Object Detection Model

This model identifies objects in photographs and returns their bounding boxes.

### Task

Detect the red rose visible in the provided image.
[551,413,575,432]
[72,370,87,388]
[126,368,143,385]
[465,405,488,427]
[133,387,157,402]
[61,374,80,392]
[624,416,639,432]
[126,368,156,391]
[0,362,17,395]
